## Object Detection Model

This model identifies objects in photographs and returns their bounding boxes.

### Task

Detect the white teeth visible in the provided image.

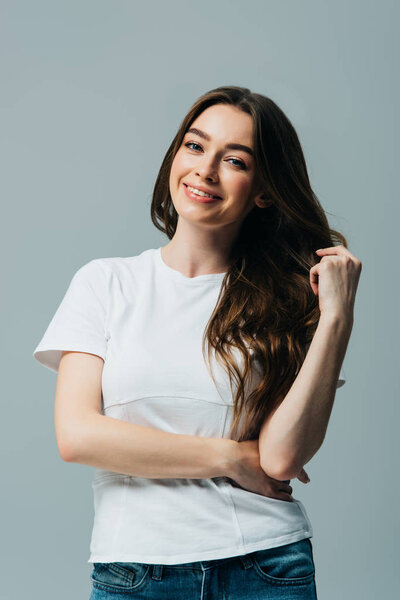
[187,185,218,199]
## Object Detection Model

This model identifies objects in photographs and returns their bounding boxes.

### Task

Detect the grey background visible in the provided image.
[1,0,398,598]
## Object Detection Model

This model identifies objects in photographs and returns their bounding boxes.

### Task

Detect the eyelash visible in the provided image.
[184,141,247,170]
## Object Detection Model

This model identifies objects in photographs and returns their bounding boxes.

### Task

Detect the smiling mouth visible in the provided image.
[183,183,222,200]
[183,184,223,204]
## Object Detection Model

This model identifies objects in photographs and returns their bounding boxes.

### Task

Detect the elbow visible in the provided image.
[56,419,93,463]
[260,455,301,482]
[260,458,290,481]
[58,442,76,463]
[57,435,81,463]
[259,442,293,481]
[276,464,302,481]
[261,462,299,481]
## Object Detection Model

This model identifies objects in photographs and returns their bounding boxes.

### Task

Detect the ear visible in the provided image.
[254,192,273,209]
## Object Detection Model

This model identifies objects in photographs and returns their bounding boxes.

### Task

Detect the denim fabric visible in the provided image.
[89,537,317,599]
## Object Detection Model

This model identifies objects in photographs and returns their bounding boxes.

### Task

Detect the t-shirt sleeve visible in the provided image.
[32,259,109,373]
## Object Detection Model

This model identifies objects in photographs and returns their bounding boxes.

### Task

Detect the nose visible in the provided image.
[195,155,218,182]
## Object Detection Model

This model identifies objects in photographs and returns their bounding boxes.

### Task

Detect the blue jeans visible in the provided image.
[89,537,317,599]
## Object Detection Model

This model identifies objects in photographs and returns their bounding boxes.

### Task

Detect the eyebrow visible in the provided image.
[185,127,254,157]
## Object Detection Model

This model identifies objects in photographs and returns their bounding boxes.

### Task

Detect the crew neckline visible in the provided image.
[155,246,228,284]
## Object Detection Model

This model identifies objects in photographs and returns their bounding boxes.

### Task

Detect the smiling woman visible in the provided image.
[33,85,358,600]
[152,89,350,447]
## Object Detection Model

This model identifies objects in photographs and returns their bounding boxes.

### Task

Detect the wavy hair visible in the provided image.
[150,85,348,442]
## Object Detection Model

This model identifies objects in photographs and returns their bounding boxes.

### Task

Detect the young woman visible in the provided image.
[33,85,361,599]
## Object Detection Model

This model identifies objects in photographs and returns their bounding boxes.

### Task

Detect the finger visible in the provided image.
[309,265,319,295]
[297,469,310,483]
[315,245,345,253]
[315,246,355,260]
[299,468,310,479]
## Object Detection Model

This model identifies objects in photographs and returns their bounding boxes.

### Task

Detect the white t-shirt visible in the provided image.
[33,246,346,565]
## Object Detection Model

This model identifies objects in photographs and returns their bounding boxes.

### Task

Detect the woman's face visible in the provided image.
[169,104,264,230]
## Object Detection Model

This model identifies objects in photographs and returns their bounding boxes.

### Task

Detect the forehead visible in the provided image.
[188,104,254,147]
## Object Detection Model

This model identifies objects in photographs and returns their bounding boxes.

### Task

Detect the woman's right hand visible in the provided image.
[227,440,310,502]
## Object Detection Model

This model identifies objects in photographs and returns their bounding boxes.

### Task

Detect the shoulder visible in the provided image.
[75,247,156,285]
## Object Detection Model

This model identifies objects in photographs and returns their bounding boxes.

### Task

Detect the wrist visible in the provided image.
[219,439,241,479]
[319,311,353,335]
[209,438,240,478]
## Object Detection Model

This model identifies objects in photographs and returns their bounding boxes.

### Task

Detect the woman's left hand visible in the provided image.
[310,245,362,321]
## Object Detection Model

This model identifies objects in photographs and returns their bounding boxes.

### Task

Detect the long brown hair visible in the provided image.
[151,85,348,442]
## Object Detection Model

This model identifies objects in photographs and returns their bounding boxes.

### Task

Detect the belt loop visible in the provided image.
[151,564,163,580]
[239,554,254,570]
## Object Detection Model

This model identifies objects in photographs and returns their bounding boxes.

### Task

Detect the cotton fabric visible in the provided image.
[33,246,346,565]
[89,538,317,599]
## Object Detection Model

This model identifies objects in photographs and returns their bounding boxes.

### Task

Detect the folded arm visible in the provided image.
[56,351,237,479]
[258,313,352,481]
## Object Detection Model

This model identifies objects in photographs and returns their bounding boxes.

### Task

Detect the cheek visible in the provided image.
[222,175,256,218]
[169,158,179,184]
[169,154,190,205]
[226,173,253,200]
[171,150,192,177]
[170,155,189,194]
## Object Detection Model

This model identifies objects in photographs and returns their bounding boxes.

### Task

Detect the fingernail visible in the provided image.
[315,249,322,253]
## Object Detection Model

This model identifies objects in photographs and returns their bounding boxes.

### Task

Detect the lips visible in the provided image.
[183,183,222,199]
[183,183,222,204]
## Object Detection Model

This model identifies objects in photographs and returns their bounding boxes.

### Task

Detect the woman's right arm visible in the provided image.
[56,351,237,480]
[57,351,304,501]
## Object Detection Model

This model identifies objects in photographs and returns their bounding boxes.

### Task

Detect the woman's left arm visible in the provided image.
[259,245,362,481]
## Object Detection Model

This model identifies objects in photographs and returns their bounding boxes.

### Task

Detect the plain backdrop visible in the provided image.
[1,1,398,598]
